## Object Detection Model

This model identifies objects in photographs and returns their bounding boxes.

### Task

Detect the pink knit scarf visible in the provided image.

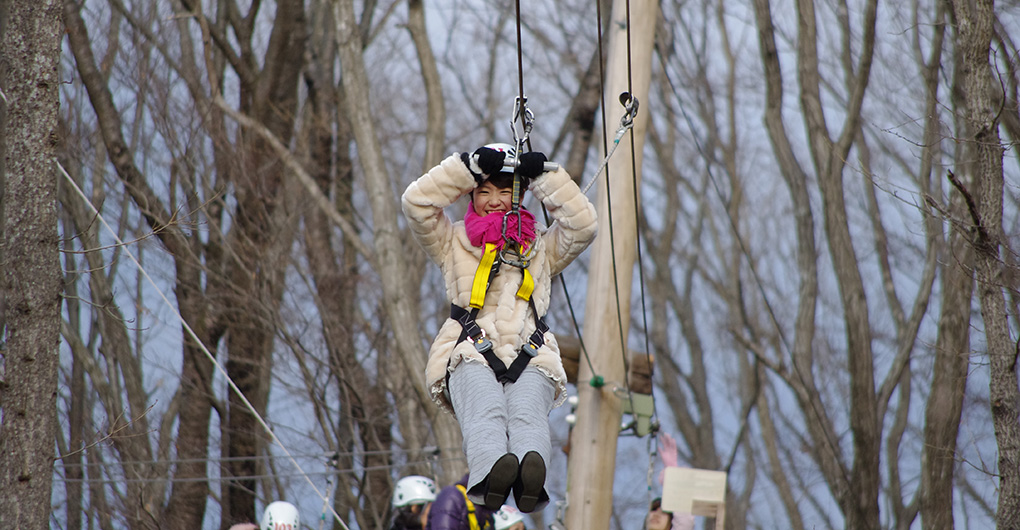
[464,203,536,249]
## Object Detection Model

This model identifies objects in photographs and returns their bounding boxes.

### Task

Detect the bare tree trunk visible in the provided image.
[919,3,971,528]
[0,0,63,526]
[406,0,445,171]
[948,0,1020,527]
[60,160,162,527]
[219,1,307,522]
[795,0,881,526]
[753,0,844,506]
[301,26,396,520]
[332,0,464,484]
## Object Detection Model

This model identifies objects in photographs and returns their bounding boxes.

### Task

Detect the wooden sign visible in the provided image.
[661,467,727,530]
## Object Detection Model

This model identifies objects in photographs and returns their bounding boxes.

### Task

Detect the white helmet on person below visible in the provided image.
[392,475,438,507]
[260,501,299,530]
[493,505,525,530]
[484,142,518,174]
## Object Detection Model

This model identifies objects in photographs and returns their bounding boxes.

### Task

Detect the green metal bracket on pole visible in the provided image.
[621,393,655,437]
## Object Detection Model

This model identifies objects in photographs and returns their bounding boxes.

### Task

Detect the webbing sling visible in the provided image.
[455,484,485,530]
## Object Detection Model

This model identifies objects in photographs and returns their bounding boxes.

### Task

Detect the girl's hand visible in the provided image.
[460,146,506,183]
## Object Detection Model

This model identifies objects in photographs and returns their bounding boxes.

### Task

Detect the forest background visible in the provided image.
[1,0,1019,529]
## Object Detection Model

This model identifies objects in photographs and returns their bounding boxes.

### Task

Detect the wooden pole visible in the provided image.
[565,0,657,528]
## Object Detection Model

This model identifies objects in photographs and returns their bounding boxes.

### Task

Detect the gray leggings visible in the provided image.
[448,361,555,494]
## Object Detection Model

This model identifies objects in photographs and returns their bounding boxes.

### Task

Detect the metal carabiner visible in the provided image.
[510,95,535,150]
[500,208,522,241]
[498,247,530,269]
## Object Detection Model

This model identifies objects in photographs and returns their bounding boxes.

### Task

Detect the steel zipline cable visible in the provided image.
[57,447,466,468]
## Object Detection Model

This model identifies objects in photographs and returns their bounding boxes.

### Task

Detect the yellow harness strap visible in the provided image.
[470,243,534,308]
[470,243,499,309]
[456,484,483,530]
[516,268,535,301]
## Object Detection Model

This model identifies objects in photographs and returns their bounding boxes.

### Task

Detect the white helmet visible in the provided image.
[484,142,518,174]
[392,475,438,507]
[260,501,299,530]
[493,505,525,530]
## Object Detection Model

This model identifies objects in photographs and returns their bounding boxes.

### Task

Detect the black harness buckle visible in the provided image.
[472,331,493,354]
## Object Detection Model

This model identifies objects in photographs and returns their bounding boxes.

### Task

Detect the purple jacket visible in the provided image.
[426,475,496,530]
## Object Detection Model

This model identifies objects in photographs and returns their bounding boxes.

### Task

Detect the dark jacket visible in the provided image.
[426,475,495,530]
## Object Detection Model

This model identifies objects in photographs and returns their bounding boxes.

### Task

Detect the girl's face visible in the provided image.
[472,180,513,216]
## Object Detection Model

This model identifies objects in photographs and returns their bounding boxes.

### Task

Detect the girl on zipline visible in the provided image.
[401,144,597,513]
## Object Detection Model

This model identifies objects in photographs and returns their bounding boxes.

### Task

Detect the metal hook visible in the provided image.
[618,92,639,128]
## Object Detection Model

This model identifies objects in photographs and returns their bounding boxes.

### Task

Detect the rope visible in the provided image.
[510,0,526,123]
[586,0,611,393]
[580,102,636,195]
[558,274,597,375]
[501,0,534,263]
[55,454,470,485]
[58,162,352,530]
[532,199,598,379]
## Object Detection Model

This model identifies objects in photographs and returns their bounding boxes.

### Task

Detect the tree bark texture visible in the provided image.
[949,0,1020,527]
[0,0,64,526]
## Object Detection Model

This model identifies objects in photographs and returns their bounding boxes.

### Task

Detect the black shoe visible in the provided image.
[480,453,519,510]
[514,451,548,513]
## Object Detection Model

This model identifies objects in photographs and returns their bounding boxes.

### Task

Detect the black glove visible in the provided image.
[460,147,507,184]
[473,146,506,176]
[518,151,548,180]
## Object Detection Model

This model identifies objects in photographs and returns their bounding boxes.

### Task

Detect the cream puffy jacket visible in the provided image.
[402,153,598,413]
